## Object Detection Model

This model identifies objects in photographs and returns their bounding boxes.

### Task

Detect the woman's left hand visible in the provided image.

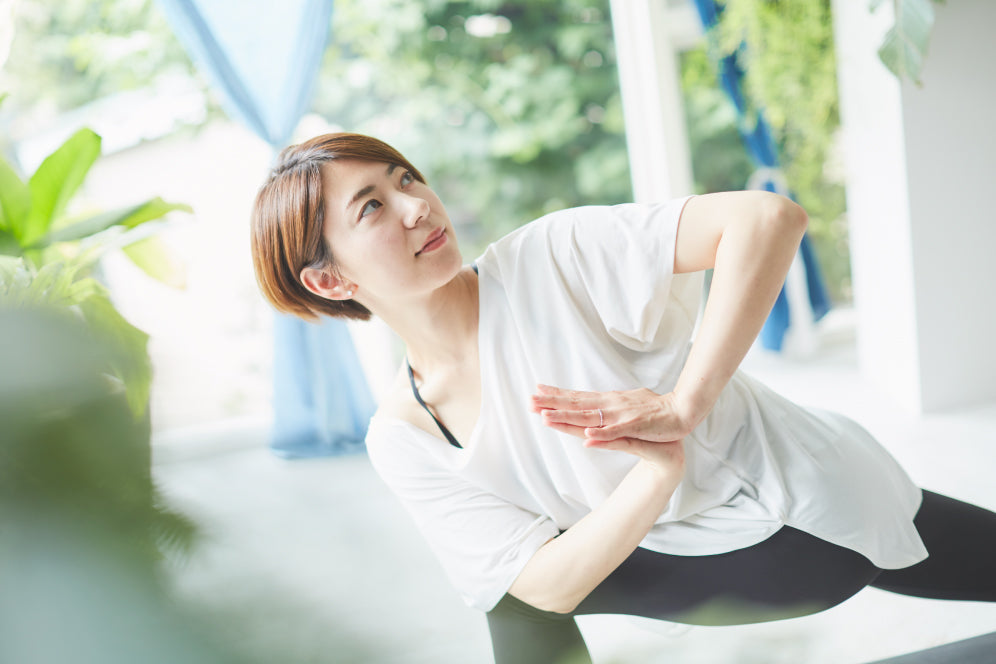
[530,384,698,444]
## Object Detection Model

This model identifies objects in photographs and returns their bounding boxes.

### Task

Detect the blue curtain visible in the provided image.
[155,0,333,147]
[690,0,831,351]
[271,314,374,458]
[157,0,374,456]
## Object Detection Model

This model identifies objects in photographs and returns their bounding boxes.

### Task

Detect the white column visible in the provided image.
[609,0,694,203]
[832,0,922,411]
[901,0,996,411]
[833,0,996,412]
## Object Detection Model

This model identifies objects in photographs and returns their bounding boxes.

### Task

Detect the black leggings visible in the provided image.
[486,491,996,664]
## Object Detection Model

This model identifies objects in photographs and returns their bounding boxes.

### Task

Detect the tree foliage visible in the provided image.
[3,0,856,298]
[0,0,208,167]
[0,0,195,113]
[314,0,631,251]
[679,47,754,197]
[710,0,850,301]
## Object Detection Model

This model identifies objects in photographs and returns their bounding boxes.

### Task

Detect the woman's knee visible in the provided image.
[487,594,590,664]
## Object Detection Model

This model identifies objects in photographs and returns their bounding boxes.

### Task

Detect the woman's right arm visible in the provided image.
[508,192,806,613]
[506,439,685,614]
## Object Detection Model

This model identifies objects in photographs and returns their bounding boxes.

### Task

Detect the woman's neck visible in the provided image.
[378,265,479,376]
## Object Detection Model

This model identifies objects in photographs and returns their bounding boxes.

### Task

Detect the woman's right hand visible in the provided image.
[531,384,687,478]
[514,384,689,614]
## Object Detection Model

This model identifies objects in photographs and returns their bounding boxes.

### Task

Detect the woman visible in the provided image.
[251,133,996,664]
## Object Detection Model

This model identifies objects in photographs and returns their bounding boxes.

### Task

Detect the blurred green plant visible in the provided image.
[708,0,850,301]
[0,125,191,413]
[318,0,854,300]
[0,306,196,563]
[316,0,631,249]
[679,47,754,196]
[0,307,260,664]
[703,0,947,302]
[0,0,200,114]
[0,256,152,413]
[0,127,191,272]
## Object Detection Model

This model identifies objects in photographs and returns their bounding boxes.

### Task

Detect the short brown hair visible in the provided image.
[250,132,425,321]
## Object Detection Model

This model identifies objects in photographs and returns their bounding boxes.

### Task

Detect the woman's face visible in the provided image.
[318,159,462,307]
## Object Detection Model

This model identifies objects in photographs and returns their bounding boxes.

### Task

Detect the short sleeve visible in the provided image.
[365,418,560,611]
[568,199,697,347]
[481,198,702,353]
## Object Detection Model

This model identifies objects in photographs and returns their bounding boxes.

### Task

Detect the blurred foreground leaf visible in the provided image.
[0,307,253,664]
[0,257,152,415]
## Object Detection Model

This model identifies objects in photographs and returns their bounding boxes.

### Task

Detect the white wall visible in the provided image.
[902,0,996,411]
[834,0,996,412]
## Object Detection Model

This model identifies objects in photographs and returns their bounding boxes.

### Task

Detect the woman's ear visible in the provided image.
[300,266,355,300]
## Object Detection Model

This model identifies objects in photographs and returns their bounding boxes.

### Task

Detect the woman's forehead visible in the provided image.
[321,159,394,198]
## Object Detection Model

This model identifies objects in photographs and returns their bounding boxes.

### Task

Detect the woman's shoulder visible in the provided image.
[368,367,455,454]
[371,367,424,431]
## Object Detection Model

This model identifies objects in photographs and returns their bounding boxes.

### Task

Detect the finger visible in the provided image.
[534,384,601,403]
[529,400,549,414]
[584,421,630,441]
[531,393,604,414]
[536,384,599,397]
[542,420,588,439]
[542,407,603,428]
[585,419,681,443]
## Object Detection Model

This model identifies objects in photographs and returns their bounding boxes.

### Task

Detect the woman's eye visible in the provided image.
[360,200,381,218]
[401,171,414,186]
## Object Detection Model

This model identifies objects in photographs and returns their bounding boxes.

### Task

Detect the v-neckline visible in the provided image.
[392,262,488,457]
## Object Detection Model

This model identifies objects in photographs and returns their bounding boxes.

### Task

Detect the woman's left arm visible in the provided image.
[536,191,808,442]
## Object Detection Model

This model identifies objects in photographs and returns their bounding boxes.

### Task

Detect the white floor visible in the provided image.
[152,313,996,663]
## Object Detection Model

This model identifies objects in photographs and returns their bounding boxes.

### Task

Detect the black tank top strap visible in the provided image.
[404,262,477,449]
[406,360,463,449]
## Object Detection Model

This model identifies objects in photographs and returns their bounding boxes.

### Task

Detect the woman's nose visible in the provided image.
[401,194,429,228]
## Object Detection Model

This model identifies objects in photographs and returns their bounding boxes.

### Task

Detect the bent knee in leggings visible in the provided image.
[487,594,591,664]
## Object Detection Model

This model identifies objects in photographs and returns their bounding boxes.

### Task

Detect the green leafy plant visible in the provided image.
[0,126,191,414]
[0,307,257,664]
[0,127,191,269]
[873,0,946,85]
[0,256,153,414]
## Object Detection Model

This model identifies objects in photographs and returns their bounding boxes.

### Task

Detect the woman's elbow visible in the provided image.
[765,193,809,237]
[508,573,584,613]
[528,594,582,615]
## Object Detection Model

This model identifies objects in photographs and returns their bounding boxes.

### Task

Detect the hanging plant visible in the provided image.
[872,0,946,85]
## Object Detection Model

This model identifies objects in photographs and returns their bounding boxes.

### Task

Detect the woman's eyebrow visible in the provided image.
[346,164,399,211]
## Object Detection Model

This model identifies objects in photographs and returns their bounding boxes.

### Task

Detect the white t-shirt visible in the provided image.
[366,199,927,612]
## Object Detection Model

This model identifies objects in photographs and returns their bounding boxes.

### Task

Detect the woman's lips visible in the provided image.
[416,228,447,255]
